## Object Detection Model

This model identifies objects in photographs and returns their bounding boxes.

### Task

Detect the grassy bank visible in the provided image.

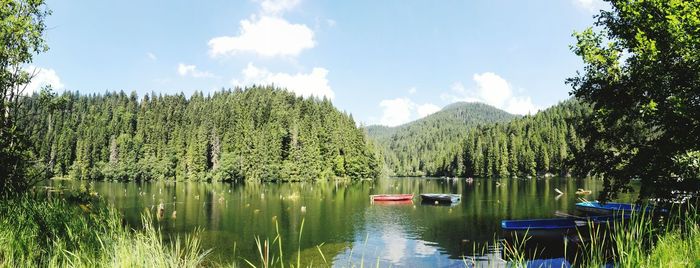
[0,193,209,268]
[594,208,700,267]
[503,207,700,267]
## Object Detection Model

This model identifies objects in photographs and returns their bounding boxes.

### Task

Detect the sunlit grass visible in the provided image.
[502,205,700,267]
[0,195,209,268]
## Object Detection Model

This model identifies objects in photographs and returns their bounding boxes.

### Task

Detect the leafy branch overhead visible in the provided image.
[0,0,51,197]
[567,0,700,200]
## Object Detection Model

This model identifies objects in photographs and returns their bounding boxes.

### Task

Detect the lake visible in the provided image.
[49,177,635,267]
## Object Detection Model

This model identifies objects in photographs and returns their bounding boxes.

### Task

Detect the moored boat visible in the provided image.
[370,194,413,202]
[575,201,657,215]
[372,200,414,206]
[420,200,460,207]
[501,218,585,240]
[420,194,461,203]
[501,215,630,240]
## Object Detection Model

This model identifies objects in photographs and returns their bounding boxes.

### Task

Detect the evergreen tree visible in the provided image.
[19,87,382,182]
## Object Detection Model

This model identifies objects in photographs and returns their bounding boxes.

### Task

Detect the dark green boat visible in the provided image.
[420,194,461,204]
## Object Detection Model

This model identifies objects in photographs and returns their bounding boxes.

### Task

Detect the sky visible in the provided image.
[29,0,608,127]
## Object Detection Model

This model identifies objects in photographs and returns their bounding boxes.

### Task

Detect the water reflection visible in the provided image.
[48,177,634,266]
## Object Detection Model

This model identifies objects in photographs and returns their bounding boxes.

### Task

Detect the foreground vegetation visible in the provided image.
[0,193,209,267]
[501,206,700,268]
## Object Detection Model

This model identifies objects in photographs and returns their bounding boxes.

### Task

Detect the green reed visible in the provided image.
[503,205,700,268]
[0,194,209,268]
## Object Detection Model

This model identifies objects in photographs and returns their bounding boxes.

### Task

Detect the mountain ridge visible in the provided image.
[365,102,518,176]
[366,101,516,130]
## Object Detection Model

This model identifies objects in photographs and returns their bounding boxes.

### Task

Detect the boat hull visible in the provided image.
[372,200,414,206]
[420,194,461,203]
[501,218,582,241]
[371,194,413,202]
[501,215,629,241]
[420,200,460,207]
[503,229,571,241]
[575,201,653,215]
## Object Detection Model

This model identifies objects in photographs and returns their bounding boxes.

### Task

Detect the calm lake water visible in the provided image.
[50,177,635,267]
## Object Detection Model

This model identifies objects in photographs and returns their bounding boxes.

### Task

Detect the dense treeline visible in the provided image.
[366,102,517,176]
[18,87,381,182]
[461,100,590,178]
[367,100,590,178]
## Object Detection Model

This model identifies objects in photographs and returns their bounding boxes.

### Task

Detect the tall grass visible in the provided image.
[614,207,700,267]
[504,206,700,267]
[64,213,211,267]
[0,195,210,268]
[571,208,700,267]
[242,218,333,268]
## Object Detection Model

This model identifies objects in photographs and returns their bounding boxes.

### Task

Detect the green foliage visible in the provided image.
[214,152,244,182]
[568,0,700,199]
[366,102,517,176]
[673,150,700,183]
[0,0,50,197]
[19,87,381,182]
[462,100,590,178]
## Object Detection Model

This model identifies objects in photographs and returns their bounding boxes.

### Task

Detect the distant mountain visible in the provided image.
[365,102,518,176]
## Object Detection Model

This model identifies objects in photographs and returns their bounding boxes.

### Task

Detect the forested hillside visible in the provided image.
[366,100,591,178]
[19,87,381,182]
[366,102,517,176]
[461,100,590,178]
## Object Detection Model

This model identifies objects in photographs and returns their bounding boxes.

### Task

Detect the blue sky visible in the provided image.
[29,0,607,126]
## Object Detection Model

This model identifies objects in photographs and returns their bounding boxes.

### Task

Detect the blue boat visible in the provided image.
[575,201,655,215]
[525,258,572,268]
[501,218,585,240]
[501,215,629,240]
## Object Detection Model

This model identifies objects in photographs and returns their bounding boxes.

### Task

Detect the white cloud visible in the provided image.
[147,52,157,61]
[417,103,440,118]
[377,97,442,127]
[442,72,539,115]
[177,63,215,78]
[379,98,414,127]
[208,16,315,58]
[507,96,538,115]
[473,72,511,108]
[439,82,479,103]
[573,0,606,12]
[254,0,300,15]
[233,63,334,99]
[408,87,417,94]
[24,66,64,95]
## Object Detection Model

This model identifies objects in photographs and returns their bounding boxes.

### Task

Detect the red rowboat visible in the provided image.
[370,194,414,201]
[372,200,414,206]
